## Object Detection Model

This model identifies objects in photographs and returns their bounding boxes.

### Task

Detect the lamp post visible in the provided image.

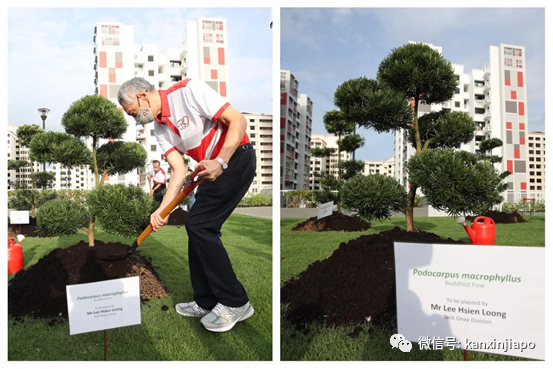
[37,108,50,171]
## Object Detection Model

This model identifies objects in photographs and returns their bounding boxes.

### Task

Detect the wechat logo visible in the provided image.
[390,333,413,353]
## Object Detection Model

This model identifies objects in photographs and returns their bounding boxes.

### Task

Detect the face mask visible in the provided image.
[135,96,155,124]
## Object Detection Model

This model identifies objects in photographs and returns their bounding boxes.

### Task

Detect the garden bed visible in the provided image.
[167,207,188,226]
[8,240,168,321]
[281,227,464,329]
[8,217,50,238]
[293,212,371,232]
[467,210,527,224]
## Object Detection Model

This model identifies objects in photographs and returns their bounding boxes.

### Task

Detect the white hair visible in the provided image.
[117,77,155,105]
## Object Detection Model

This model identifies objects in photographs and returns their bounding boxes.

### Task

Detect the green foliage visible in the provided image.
[96,141,147,176]
[310,147,335,158]
[15,124,44,147]
[8,189,57,211]
[339,159,365,180]
[334,77,413,133]
[56,189,89,205]
[31,171,55,189]
[377,43,458,104]
[411,111,475,149]
[479,138,503,153]
[408,149,508,216]
[8,160,28,171]
[317,173,342,192]
[340,174,407,223]
[29,132,91,167]
[61,94,127,140]
[238,193,272,207]
[313,190,338,205]
[284,190,318,208]
[36,199,90,236]
[323,110,354,136]
[87,184,156,238]
[337,134,365,153]
[502,199,545,213]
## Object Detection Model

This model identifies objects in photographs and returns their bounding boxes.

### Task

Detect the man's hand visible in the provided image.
[150,209,169,232]
[197,159,223,181]
[147,174,152,180]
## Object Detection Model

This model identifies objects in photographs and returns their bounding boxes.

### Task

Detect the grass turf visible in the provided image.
[281,215,545,361]
[8,214,272,361]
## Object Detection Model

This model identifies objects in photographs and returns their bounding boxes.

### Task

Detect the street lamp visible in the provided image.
[37,108,50,171]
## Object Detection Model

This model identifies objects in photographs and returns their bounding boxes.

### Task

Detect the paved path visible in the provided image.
[233,207,272,219]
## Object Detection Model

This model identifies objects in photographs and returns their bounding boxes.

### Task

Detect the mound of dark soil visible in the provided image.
[281,227,464,329]
[8,240,168,320]
[293,212,371,232]
[467,211,527,224]
[167,207,188,226]
[8,217,50,238]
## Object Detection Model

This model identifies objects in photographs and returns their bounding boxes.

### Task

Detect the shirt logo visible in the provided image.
[176,116,190,130]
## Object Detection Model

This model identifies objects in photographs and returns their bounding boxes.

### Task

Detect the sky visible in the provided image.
[7,8,272,133]
[281,8,545,161]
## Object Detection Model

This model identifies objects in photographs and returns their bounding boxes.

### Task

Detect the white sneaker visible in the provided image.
[175,301,211,318]
[200,302,254,332]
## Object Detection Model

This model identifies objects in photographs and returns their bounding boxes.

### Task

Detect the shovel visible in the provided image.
[101,165,206,261]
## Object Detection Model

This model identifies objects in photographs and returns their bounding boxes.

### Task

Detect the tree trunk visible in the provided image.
[413,98,422,154]
[88,137,99,247]
[88,217,95,247]
[405,184,418,231]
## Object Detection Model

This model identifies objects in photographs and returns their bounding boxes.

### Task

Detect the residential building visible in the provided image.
[280,70,312,190]
[309,133,351,190]
[527,131,545,200]
[245,113,273,194]
[7,125,39,190]
[364,156,395,177]
[395,42,533,204]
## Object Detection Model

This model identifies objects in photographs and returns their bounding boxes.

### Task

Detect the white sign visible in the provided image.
[317,201,333,220]
[394,243,544,360]
[66,276,141,335]
[10,210,30,224]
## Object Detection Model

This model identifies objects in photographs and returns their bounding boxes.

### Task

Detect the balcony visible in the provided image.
[483,63,490,78]
[483,124,492,133]
[484,96,491,107]
[475,100,485,108]
[484,110,492,121]
[483,81,491,92]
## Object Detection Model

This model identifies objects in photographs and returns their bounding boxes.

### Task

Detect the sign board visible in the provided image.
[66,276,141,335]
[394,243,544,360]
[317,201,334,220]
[10,210,30,225]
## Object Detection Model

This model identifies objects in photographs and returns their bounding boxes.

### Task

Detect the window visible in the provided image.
[515,48,523,57]
[504,58,513,67]
[474,81,485,87]
[455,88,460,94]
[148,70,154,77]
[203,33,213,43]
[150,130,155,136]
[148,55,154,62]
[455,101,460,108]
[216,34,224,44]
[151,145,156,152]
[202,20,213,30]
[215,21,224,30]
[505,101,517,114]
[516,59,523,68]
[504,47,514,56]
[475,108,485,115]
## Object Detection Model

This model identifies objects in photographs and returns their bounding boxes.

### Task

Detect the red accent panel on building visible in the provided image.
[520,136,526,145]
[204,57,210,64]
[280,118,286,129]
[99,52,107,68]
[521,182,527,190]
[518,102,525,116]
[211,69,218,79]
[506,121,512,129]
[219,82,227,97]
[507,160,513,174]
[116,61,123,68]
[505,79,511,86]
[281,93,287,105]
[511,91,517,99]
[109,71,116,83]
[281,135,284,141]
[218,48,225,65]
[100,85,107,98]
[514,148,520,159]
[517,71,523,87]
[519,123,525,130]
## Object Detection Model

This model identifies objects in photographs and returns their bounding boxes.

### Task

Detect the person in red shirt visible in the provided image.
[147,160,166,204]
[118,77,256,333]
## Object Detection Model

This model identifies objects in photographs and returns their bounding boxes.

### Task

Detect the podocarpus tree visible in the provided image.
[29,95,148,246]
[322,110,354,180]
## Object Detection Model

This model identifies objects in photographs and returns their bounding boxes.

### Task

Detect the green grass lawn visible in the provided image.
[9,214,272,361]
[281,215,545,361]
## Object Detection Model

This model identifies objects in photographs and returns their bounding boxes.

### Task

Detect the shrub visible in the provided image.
[87,184,156,238]
[238,193,272,207]
[36,199,89,236]
[313,190,338,205]
[341,174,407,223]
[502,199,545,213]
[284,190,318,208]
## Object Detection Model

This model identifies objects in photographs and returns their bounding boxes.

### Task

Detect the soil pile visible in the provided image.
[167,207,188,226]
[8,217,50,238]
[8,240,168,320]
[467,211,527,224]
[281,227,464,328]
[293,212,371,232]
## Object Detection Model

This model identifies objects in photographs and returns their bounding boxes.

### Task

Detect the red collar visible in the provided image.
[155,90,171,124]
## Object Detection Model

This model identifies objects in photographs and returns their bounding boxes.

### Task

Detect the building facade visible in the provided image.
[364,156,395,177]
[527,131,545,200]
[280,70,312,190]
[394,42,534,204]
[244,113,273,194]
[309,133,351,190]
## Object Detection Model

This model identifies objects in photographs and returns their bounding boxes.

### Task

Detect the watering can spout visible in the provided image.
[463,224,476,243]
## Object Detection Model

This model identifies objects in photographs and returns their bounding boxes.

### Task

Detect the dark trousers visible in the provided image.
[186,144,256,309]
[153,184,166,204]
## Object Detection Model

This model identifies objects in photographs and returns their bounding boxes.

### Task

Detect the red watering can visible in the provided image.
[457,216,496,245]
[8,235,25,275]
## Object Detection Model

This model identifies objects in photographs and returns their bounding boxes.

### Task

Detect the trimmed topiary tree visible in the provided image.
[341,174,407,224]
[36,199,89,236]
[408,149,508,216]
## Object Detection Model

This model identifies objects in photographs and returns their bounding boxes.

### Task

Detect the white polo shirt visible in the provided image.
[154,79,249,162]
[150,168,166,185]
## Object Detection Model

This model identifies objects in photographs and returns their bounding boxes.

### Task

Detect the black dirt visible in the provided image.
[167,207,188,226]
[161,305,169,311]
[281,227,464,329]
[8,240,169,320]
[8,217,50,238]
[293,212,371,232]
[467,210,527,224]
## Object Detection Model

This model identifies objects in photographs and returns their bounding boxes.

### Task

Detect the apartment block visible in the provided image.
[527,131,545,200]
[245,113,273,194]
[364,156,395,177]
[309,133,351,190]
[280,70,312,190]
[395,42,534,204]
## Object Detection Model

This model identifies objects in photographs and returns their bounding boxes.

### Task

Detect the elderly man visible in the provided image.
[147,160,166,204]
[118,77,255,333]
